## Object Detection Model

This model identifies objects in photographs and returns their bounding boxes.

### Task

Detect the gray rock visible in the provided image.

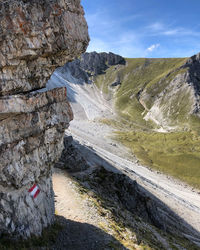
[0,0,89,96]
[84,167,165,230]
[59,51,126,83]
[0,0,89,239]
[0,176,55,239]
[110,80,121,88]
[55,136,89,172]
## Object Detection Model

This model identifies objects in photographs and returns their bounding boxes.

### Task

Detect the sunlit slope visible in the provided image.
[94,57,200,131]
[94,57,200,188]
[116,130,200,188]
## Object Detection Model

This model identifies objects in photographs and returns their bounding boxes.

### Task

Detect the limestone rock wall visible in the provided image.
[0,0,89,96]
[0,0,89,238]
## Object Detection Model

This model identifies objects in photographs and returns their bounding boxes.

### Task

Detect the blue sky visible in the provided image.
[82,0,200,58]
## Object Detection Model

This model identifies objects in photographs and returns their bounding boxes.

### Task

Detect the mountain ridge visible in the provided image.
[61,51,200,132]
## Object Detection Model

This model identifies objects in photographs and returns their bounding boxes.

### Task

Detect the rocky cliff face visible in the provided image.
[0,0,89,238]
[141,54,200,128]
[59,51,126,84]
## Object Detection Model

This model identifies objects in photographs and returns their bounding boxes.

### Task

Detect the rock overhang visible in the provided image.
[0,0,89,96]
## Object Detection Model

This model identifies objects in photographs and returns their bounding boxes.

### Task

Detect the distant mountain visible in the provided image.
[59,51,200,131]
[59,51,126,84]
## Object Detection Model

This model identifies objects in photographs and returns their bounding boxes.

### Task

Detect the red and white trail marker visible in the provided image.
[28,184,40,199]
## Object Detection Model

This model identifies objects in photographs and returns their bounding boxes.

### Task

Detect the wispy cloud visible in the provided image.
[162,29,179,36]
[86,11,141,34]
[84,6,200,58]
[147,22,200,37]
[146,44,160,52]
[85,10,146,57]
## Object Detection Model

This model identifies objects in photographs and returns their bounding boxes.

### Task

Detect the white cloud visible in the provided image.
[147,44,160,52]
[85,9,200,58]
[162,29,179,36]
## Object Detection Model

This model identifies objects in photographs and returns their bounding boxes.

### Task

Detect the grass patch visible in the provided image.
[115,130,200,189]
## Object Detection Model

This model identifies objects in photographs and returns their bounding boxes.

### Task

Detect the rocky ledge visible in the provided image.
[0,0,89,238]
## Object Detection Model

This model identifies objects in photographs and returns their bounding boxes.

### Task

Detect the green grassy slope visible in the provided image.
[94,58,189,128]
[116,130,200,188]
[94,58,199,131]
[94,58,200,188]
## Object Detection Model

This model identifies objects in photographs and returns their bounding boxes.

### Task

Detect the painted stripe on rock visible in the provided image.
[29,184,40,199]
[28,184,36,193]
[33,189,40,199]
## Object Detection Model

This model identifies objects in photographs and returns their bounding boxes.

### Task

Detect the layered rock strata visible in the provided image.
[0,0,89,238]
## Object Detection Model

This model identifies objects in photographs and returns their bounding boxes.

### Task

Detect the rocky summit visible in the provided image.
[0,0,89,239]
[59,51,126,84]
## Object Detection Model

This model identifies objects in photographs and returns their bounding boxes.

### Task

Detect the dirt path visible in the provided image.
[53,170,86,223]
[52,169,132,250]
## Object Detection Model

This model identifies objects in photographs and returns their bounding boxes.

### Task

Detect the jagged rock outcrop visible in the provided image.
[58,51,126,84]
[142,54,200,128]
[0,0,89,238]
[183,53,200,112]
